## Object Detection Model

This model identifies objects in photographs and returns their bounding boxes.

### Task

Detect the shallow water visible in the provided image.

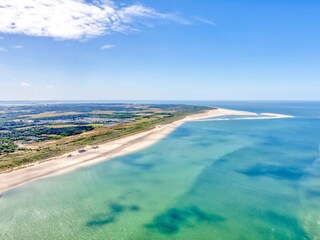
[0,102,319,239]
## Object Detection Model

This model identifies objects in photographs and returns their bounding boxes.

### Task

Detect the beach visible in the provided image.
[0,108,292,193]
[1,102,318,240]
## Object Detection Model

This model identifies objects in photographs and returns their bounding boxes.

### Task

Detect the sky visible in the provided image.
[0,0,319,101]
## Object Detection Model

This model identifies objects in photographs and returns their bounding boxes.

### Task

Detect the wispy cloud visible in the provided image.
[0,0,188,40]
[118,5,191,25]
[20,81,31,87]
[0,47,6,51]
[101,44,115,50]
[11,45,23,49]
[192,17,216,26]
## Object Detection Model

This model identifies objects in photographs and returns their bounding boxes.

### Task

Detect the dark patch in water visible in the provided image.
[110,203,125,213]
[146,208,187,234]
[263,211,310,239]
[87,215,115,227]
[122,158,156,170]
[237,164,305,180]
[213,158,228,166]
[129,205,140,211]
[306,189,320,198]
[86,203,141,227]
[145,206,224,235]
[197,142,212,147]
[188,206,225,223]
[170,128,193,138]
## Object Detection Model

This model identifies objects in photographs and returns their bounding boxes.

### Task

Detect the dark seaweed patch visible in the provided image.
[86,203,141,227]
[129,205,140,211]
[146,208,189,234]
[87,215,115,227]
[237,164,305,180]
[110,203,125,213]
[145,206,224,235]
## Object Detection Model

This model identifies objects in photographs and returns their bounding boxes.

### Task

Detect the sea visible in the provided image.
[0,101,319,240]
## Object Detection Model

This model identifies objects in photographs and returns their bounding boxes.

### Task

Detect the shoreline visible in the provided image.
[195,112,294,121]
[0,108,293,193]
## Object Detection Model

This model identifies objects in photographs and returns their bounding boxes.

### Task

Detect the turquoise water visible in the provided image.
[1,102,320,239]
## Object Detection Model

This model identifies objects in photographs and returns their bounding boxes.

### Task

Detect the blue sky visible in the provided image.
[0,0,319,100]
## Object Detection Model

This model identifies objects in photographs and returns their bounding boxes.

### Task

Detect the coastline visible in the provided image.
[0,108,293,193]
[195,112,294,121]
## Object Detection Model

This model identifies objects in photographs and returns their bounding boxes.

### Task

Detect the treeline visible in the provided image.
[44,126,94,136]
[35,112,137,121]
[0,121,33,131]
[0,139,17,154]
[0,125,94,142]
[0,103,142,114]
[90,112,137,119]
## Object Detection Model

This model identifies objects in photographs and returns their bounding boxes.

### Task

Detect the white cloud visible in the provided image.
[0,0,188,40]
[11,45,23,49]
[0,47,6,51]
[101,44,115,50]
[46,85,55,89]
[20,81,31,87]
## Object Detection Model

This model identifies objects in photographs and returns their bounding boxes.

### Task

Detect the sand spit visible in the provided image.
[0,108,293,193]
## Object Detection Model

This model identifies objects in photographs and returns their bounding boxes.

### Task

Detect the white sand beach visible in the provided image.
[0,108,293,193]
[194,112,294,121]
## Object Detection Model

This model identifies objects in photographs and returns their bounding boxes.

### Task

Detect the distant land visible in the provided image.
[0,102,210,171]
